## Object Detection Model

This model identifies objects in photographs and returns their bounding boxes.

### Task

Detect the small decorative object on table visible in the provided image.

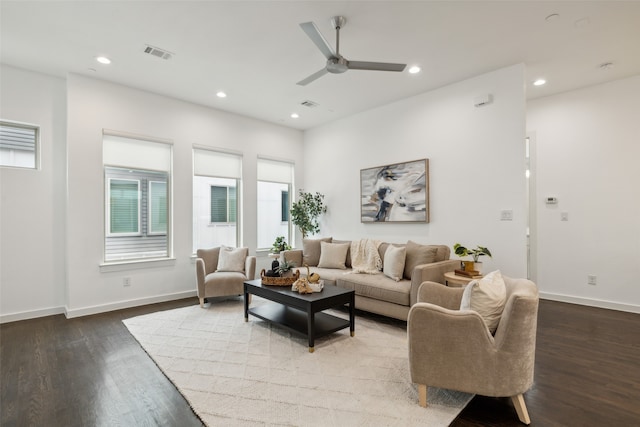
[276,260,297,277]
[453,243,492,274]
[261,268,300,286]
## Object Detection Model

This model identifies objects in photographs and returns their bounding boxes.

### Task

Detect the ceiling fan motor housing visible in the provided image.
[327,57,348,74]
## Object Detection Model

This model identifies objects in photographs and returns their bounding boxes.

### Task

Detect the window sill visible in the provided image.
[99,257,177,273]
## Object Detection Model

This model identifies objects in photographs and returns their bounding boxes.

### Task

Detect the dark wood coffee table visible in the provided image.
[244,279,355,353]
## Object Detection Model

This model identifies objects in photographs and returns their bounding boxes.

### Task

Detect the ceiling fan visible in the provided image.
[297,16,407,86]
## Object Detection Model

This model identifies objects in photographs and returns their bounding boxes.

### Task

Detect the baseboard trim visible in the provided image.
[0,306,66,324]
[64,290,197,319]
[540,292,640,314]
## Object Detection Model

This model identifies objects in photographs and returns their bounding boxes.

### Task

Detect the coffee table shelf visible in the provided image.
[248,304,350,340]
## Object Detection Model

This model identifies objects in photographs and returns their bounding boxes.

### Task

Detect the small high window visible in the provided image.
[0,120,39,169]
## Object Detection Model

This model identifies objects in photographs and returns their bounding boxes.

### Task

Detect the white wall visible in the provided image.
[303,64,528,278]
[0,65,67,321]
[64,74,303,316]
[528,75,640,312]
[0,67,303,321]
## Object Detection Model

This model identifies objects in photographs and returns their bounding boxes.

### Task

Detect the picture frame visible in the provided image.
[360,158,429,223]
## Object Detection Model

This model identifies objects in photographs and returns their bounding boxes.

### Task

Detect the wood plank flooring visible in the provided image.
[1,298,639,426]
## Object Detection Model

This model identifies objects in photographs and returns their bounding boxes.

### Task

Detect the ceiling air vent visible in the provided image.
[143,45,174,60]
[300,100,319,108]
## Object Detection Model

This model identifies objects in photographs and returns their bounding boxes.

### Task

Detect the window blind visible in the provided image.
[194,148,242,179]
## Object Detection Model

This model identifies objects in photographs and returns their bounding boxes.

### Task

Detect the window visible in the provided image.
[257,158,293,249]
[109,178,140,235]
[149,181,167,234]
[0,120,39,169]
[193,148,242,252]
[103,133,172,262]
[210,185,237,223]
[281,190,289,222]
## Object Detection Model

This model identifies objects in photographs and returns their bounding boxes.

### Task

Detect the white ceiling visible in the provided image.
[2,1,639,130]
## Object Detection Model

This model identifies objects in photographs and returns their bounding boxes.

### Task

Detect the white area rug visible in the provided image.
[123,299,473,426]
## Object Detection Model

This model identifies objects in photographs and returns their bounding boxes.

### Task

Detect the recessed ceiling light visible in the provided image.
[545,13,560,22]
[216,91,227,98]
[408,66,421,74]
[291,113,299,119]
[533,79,546,86]
[96,56,111,65]
[599,62,614,70]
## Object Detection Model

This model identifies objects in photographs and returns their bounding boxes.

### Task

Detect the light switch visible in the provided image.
[561,212,569,221]
[500,210,513,221]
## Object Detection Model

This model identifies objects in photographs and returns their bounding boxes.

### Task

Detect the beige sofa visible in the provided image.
[282,238,459,321]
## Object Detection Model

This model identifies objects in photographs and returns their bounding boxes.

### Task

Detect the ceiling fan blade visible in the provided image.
[300,21,336,60]
[347,61,407,72]
[297,68,329,86]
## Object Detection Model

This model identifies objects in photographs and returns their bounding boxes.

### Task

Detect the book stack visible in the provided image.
[454,269,482,279]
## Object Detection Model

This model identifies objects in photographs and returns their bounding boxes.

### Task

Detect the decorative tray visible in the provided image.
[260,269,300,286]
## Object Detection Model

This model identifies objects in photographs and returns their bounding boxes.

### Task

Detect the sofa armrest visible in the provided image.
[409,259,460,305]
[195,258,206,297]
[245,256,257,280]
[282,249,303,268]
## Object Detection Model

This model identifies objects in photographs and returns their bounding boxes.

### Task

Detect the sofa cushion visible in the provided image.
[383,245,406,282]
[460,269,507,333]
[318,242,350,269]
[338,274,411,306]
[298,266,351,287]
[332,239,352,267]
[302,237,332,266]
[216,246,247,272]
[404,240,438,279]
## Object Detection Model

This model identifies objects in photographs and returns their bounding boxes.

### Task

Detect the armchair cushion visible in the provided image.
[460,270,507,333]
[216,246,248,272]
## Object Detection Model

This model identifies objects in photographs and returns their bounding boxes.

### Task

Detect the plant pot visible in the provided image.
[463,261,482,274]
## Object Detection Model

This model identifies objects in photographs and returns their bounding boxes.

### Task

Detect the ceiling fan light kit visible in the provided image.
[297,15,407,86]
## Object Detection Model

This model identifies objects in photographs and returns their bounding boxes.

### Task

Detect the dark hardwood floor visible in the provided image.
[1,298,639,426]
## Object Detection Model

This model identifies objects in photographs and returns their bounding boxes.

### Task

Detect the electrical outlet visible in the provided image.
[587,275,597,286]
[123,277,131,287]
[500,210,513,221]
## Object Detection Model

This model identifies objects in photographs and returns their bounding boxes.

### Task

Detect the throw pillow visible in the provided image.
[383,245,406,282]
[403,240,438,279]
[318,242,350,269]
[216,246,247,272]
[302,237,332,266]
[460,270,507,333]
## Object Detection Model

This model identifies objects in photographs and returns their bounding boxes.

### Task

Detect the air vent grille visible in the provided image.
[301,100,319,108]
[143,45,174,60]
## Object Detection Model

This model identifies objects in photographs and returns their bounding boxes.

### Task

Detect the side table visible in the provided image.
[444,271,482,287]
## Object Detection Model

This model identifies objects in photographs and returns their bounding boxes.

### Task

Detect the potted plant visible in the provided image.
[276,260,297,277]
[290,190,327,239]
[453,243,492,273]
[270,236,291,254]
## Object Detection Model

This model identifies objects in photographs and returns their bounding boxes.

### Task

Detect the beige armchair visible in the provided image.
[195,247,256,307]
[408,277,539,425]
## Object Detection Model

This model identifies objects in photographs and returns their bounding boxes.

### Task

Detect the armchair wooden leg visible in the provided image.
[418,384,428,407]
[510,394,531,425]
[199,297,204,308]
